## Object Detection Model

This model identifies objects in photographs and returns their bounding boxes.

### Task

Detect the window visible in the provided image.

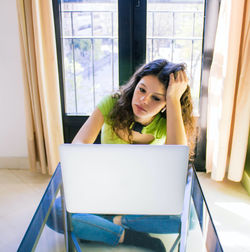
[60,0,119,115]
[56,0,205,118]
[53,0,215,158]
[147,1,205,115]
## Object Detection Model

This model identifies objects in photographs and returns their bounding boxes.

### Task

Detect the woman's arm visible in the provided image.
[72,107,104,144]
[165,71,188,145]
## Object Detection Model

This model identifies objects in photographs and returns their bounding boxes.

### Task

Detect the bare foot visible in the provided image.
[113,215,122,226]
[113,216,125,243]
[119,230,125,243]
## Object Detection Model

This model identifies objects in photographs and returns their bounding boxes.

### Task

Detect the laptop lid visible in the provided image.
[60,144,189,215]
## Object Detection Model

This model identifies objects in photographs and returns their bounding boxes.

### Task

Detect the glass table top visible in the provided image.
[17,164,223,252]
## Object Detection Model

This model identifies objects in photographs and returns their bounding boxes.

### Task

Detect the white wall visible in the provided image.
[0,0,28,160]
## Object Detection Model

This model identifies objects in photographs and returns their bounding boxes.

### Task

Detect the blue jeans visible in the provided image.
[47,197,184,246]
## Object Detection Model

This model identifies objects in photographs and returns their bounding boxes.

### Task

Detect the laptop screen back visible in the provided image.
[60,144,189,215]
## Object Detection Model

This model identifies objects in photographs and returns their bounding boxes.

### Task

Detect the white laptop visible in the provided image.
[60,144,189,215]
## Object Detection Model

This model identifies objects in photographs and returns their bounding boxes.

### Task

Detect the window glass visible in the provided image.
[147,0,205,115]
[60,0,118,115]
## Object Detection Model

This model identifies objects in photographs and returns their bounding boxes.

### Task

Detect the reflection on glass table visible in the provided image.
[17,164,223,252]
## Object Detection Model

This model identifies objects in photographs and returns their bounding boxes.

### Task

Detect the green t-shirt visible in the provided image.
[97,95,166,145]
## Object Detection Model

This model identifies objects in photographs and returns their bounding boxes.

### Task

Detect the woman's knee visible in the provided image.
[47,199,124,246]
[71,214,124,246]
[46,197,65,234]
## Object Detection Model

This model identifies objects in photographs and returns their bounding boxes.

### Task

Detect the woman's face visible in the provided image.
[132,75,166,124]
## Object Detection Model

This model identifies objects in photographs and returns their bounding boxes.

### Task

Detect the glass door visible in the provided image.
[53,0,119,142]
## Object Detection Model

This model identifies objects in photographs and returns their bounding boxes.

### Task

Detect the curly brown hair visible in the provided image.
[108,59,197,159]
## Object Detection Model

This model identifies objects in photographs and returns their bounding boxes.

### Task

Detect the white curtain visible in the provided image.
[17,0,64,175]
[206,0,250,181]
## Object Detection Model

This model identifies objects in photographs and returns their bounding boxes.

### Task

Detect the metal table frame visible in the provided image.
[17,163,223,252]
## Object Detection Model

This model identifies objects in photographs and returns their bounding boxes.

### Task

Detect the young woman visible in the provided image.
[47,59,197,252]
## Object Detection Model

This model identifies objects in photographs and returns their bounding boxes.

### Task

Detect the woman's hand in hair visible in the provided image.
[165,70,188,145]
[166,71,188,101]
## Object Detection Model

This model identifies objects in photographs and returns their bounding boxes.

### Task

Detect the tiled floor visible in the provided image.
[0,169,51,252]
[0,168,250,252]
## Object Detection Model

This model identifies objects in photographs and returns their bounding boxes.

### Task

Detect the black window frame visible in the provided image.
[52,0,221,171]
